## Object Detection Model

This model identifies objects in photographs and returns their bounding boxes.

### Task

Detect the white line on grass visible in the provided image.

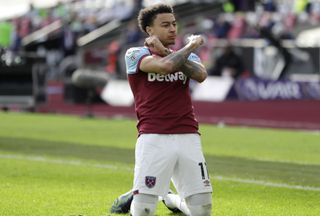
[1,153,320,192]
[0,153,132,172]
[214,176,320,192]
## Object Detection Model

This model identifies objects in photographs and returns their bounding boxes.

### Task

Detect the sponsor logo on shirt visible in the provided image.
[127,49,140,61]
[148,72,187,84]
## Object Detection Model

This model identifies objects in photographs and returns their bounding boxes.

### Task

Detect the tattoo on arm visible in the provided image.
[160,44,206,82]
[181,60,204,78]
[180,60,197,77]
[162,45,194,72]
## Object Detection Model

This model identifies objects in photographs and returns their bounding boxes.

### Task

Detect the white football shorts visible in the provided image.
[132,133,212,199]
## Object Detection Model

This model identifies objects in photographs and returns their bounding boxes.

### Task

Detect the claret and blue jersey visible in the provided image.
[124,46,201,135]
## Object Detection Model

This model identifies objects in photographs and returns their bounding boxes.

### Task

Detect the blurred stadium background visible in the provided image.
[1,0,320,130]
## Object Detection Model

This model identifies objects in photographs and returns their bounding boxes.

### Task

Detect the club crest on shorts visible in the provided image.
[145,176,156,188]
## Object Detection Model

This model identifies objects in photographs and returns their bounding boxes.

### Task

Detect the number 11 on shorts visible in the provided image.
[198,162,209,180]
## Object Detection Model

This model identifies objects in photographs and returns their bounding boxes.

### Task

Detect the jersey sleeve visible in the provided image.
[188,53,201,64]
[125,47,150,74]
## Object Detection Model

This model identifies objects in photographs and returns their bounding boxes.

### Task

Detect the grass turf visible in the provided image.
[0,112,319,215]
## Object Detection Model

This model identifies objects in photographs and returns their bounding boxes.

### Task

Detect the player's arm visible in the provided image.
[140,35,203,75]
[180,60,207,83]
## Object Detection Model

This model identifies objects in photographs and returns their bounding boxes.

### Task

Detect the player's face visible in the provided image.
[148,13,177,46]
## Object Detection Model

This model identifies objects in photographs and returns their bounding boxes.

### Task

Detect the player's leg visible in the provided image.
[162,191,189,215]
[185,192,212,216]
[130,193,158,216]
[110,189,185,214]
[163,192,212,216]
[110,189,187,214]
[172,133,213,215]
[110,190,133,213]
[131,134,177,215]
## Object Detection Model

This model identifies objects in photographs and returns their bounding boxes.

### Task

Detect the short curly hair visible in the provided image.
[138,3,174,34]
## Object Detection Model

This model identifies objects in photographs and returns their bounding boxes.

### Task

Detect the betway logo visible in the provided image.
[148,72,187,84]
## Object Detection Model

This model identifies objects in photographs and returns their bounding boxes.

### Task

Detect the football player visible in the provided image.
[124,3,213,216]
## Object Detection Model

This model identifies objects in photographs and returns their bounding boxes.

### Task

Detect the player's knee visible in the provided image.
[130,193,158,216]
[186,203,212,216]
[185,193,212,216]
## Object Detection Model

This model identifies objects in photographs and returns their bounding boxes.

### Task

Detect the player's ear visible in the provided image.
[146,26,153,36]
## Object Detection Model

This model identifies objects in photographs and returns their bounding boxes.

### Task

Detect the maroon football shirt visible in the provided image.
[125,47,200,134]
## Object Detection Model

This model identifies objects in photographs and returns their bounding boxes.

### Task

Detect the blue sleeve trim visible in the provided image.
[125,47,150,74]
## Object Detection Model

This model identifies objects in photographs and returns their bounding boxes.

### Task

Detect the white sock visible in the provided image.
[163,193,190,215]
[130,194,158,216]
[185,193,212,216]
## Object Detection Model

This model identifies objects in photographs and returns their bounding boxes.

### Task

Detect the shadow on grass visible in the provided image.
[1,137,320,187]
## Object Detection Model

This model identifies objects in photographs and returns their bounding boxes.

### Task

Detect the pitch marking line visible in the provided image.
[214,176,320,191]
[0,153,132,172]
[1,153,320,192]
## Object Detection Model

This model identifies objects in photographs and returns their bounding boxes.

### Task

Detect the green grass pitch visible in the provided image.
[0,112,319,216]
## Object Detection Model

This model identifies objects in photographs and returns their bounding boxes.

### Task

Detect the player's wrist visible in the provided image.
[163,48,172,56]
[186,41,198,52]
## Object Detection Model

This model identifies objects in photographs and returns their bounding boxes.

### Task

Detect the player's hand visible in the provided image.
[144,36,169,56]
[186,34,204,49]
